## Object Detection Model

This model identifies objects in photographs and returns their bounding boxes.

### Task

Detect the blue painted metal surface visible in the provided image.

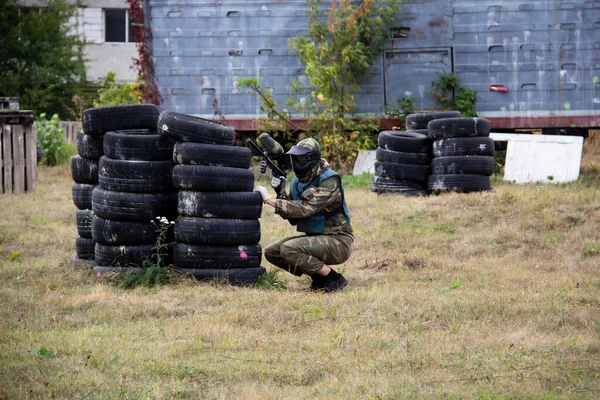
[147,0,600,128]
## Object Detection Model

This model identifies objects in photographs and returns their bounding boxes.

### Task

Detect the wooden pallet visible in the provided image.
[0,97,19,111]
[0,110,35,126]
[1,112,37,194]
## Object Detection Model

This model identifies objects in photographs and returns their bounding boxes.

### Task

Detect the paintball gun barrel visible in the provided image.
[246,133,287,179]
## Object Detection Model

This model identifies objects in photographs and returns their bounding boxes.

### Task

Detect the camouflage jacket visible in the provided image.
[275,159,353,236]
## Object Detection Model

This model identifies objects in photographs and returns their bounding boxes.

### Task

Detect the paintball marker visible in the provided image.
[246,133,287,180]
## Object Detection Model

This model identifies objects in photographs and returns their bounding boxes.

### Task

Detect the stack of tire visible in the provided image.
[80,105,178,273]
[72,130,103,264]
[427,117,494,193]
[159,111,266,285]
[371,130,432,196]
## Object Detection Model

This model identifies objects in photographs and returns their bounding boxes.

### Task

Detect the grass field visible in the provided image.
[1,142,600,399]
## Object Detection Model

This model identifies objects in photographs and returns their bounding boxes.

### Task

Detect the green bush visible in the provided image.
[94,71,142,107]
[35,113,74,166]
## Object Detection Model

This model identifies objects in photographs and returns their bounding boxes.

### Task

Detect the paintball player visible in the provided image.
[253,138,353,292]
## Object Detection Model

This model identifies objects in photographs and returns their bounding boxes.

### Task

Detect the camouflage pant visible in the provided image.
[264,233,354,276]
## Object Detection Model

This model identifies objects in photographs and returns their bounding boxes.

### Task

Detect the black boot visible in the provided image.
[310,273,326,291]
[321,269,348,293]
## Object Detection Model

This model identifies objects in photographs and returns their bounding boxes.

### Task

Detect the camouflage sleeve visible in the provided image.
[274,176,341,219]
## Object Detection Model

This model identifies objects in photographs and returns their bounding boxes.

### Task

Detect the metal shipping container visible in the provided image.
[146,0,600,134]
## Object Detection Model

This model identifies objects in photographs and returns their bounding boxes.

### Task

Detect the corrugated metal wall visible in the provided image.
[147,0,600,121]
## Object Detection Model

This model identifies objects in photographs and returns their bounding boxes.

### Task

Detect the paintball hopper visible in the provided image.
[257,133,285,158]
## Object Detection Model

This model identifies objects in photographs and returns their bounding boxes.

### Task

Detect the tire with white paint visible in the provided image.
[174,216,260,246]
[95,242,168,267]
[92,187,177,222]
[432,137,495,157]
[375,147,430,165]
[173,142,252,168]
[76,209,95,239]
[71,155,99,184]
[98,157,174,193]
[82,104,160,136]
[427,174,491,192]
[377,130,431,153]
[76,131,104,160]
[406,111,462,130]
[178,191,263,219]
[173,243,262,269]
[158,111,235,145]
[427,117,491,139]
[431,155,495,176]
[172,164,254,192]
[92,216,174,246]
[374,162,430,182]
[103,130,176,161]
[72,183,95,210]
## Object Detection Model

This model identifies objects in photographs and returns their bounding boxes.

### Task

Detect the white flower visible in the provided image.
[170,221,175,224]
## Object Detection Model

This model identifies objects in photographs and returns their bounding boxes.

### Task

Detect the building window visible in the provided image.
[105,9,136,43]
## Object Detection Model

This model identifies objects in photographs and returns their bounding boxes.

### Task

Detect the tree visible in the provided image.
[0,0,87,119]
[240,0,402,173]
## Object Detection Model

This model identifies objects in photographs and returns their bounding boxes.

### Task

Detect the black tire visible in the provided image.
[72,183,95,210]
[92,187,177,222]
[427,174,491,192]
[158,111,235,145]
[82,104,160,136]
[178,191,263,219]
[95,243,168,267]
[177,267,267,286]
[71,155,99,184]
[75,237,95,260]
[375,147,430,165]
[172,164,254,192]
[76,209,95,238]
[92,216,174,245]
[103,131,177,161]
[406,111,461,130]
[377,130,431,153]
[432,137,495,157]
[431,156,495,176]
[371,175,427,190]
[76,131,104,160]
[175,217,260,245]
[92,266,266,286]
[173,142,252,168]
[98,157,174,193]
[370,175,427,196]
[173,243,262,269]
[374,162,430,182]
[428,117,491,139]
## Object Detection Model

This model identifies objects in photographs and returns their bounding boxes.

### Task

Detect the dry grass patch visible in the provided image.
[1,153,600,399]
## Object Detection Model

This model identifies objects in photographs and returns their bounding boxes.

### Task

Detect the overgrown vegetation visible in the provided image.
[0,0,87,120]
[93,71,143,108]
[35,113,76,166]
[112,217,174,289]
[430,71,478,117]
[382,95,416,129]
[239,0,402,173]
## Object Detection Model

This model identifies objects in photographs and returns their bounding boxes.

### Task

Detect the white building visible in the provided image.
[21,0,137,83]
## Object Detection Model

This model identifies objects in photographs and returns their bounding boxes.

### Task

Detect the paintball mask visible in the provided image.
[286,138,321,179]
